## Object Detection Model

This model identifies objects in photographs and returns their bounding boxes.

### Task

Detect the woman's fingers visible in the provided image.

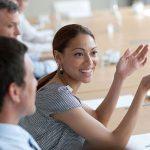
[132,44,144,57]
[137,45,149,62]
[123,48,130,56]
[121,48,131,59]
[140,57,147,66]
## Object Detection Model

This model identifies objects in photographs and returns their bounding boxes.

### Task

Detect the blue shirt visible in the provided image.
[0,124,41,150]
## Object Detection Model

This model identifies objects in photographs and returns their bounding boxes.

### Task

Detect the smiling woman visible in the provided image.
[55,33,98,85]
[19,24,150,150]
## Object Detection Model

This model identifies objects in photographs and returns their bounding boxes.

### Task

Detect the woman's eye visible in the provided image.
[91,51,98,56]
[74,53,84,57]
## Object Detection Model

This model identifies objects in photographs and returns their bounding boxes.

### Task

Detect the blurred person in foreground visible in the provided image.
[0,36,40,150]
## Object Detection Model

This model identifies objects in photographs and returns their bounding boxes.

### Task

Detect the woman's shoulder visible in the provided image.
[35,82,82,116]
[38,82,62,92]
[37,82,73,97]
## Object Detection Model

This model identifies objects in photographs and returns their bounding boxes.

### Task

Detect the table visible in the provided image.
[108,104,150,135]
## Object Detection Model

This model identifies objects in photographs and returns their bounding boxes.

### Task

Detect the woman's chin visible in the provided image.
[82,78,92,83]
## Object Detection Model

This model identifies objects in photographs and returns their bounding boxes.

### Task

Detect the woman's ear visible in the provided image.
[53,50,63,66]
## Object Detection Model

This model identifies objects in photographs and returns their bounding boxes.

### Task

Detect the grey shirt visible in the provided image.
[19,83,85,150]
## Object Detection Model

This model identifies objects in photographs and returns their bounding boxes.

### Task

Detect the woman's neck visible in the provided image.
[54,71,81,94]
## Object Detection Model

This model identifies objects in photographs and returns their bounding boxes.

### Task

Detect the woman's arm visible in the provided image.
[83,44,148,126]
[54,75,150,149]
[82,72,123,123]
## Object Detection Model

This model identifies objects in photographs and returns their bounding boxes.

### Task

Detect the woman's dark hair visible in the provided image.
[37,24,95,90]
[53,24,95,53]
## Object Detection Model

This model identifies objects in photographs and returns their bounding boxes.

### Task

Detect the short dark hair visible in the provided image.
[0,36,27,111]
[0,0,18,12]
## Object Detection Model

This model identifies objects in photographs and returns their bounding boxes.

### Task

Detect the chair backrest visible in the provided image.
[53,0,92,19]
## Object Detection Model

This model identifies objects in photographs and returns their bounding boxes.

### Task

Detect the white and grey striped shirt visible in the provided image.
[19,83,84,150]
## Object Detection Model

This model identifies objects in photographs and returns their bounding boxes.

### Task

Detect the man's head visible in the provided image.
[0,36,37,120]
[0,0,20,38]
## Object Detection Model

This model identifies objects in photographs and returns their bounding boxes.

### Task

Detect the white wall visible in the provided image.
[25,0,130,17]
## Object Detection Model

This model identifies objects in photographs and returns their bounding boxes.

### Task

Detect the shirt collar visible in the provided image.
[0,123,30,139]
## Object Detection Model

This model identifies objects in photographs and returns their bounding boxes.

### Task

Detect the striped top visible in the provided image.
[19,82,85,150]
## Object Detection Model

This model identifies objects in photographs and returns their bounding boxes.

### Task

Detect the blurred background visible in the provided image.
[25,0,130,17]
[25,0,150,17]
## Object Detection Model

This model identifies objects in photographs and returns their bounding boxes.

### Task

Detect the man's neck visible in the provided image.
[0,108,19,125]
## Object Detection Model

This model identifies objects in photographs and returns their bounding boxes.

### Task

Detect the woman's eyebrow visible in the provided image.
[91,47,98,50]
[72,47,98,51]
[72,48,85,51]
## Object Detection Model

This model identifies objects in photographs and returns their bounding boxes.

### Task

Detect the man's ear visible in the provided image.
[53,50,63,66]
[8,83,22,104]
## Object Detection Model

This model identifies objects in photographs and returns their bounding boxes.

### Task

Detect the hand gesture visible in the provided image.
[116,44,149,79]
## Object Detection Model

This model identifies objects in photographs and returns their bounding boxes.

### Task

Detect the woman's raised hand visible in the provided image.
[116,44,149,79]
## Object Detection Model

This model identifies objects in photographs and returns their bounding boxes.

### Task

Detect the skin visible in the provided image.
[0,9,20,38]
[50,33,150,149]
[18,55,37,117]
[54,34,99,93]
[0,55,37,124]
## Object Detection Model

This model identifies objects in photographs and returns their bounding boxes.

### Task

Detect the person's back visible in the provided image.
[0,36,40,149]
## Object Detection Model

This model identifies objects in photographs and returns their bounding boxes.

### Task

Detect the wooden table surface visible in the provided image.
[108,104,150,135]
